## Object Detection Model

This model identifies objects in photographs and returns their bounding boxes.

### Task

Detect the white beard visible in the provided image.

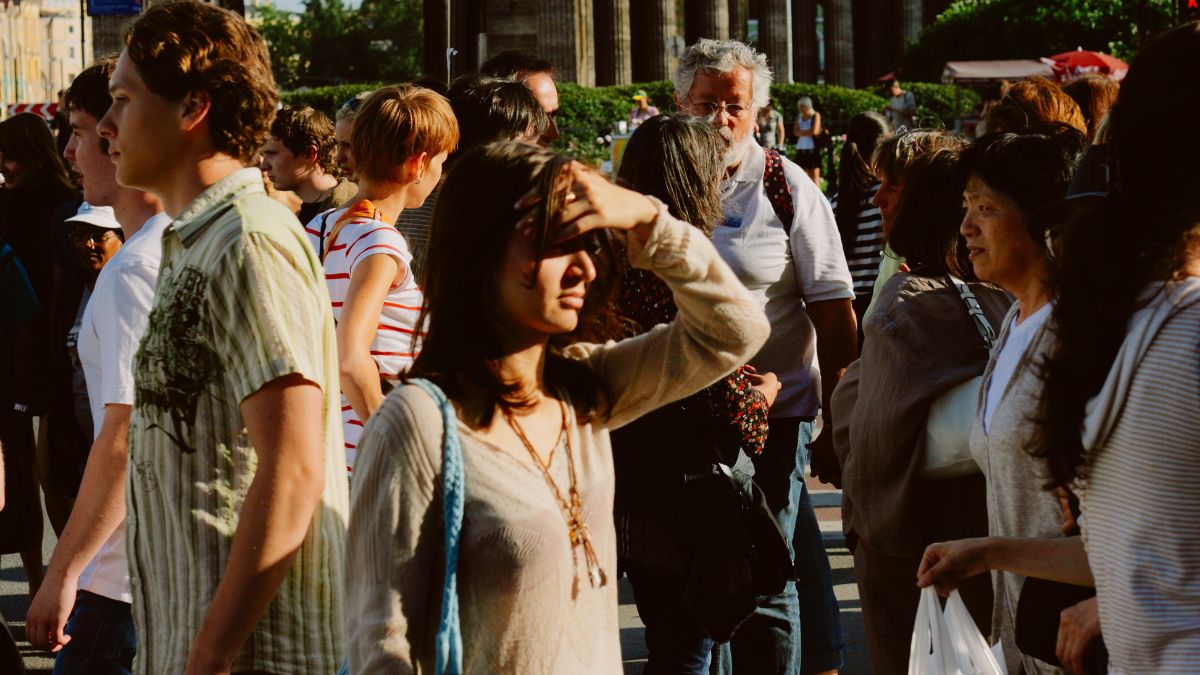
[722,130,754,172]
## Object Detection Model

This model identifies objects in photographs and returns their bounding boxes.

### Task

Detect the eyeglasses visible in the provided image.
[338,96,363,115]
[70,229,117,246]
[683,97,750,120]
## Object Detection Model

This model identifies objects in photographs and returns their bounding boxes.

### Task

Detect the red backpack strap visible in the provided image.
[762,148,795,235]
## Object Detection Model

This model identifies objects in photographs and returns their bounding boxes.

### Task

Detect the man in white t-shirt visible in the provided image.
[675,39,857,675]
[25,56,168,674]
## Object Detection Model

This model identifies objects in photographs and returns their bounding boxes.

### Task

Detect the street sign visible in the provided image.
[87,0,142,17]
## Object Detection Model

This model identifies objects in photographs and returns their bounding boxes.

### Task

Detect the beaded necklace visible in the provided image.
[502,400,607,597]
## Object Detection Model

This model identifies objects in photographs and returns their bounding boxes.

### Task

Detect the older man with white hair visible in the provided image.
[674,39,854,675]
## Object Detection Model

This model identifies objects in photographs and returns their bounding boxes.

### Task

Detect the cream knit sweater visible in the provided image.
[344,204,769,674]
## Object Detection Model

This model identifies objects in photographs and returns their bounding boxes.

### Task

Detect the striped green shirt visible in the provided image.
[127,168,348,674]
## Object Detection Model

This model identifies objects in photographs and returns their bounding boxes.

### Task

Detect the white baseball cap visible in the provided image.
[66,202,121,230]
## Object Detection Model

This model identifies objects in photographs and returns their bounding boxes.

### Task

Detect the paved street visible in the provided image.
[4,477,869,674]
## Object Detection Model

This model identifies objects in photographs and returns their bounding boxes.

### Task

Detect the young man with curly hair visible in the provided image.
[100,1,347,672]
[260,105,356,224]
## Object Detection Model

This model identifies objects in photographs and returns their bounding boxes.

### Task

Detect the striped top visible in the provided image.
[829,183,885,296]
[1079,278,1200,673]
[311,200,422,473]
[128,168,348,674]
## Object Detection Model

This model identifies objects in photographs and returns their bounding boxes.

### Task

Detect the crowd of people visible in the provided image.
[0,1,1196,674]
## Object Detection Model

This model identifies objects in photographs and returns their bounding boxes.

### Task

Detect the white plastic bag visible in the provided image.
[908,587,1005,675]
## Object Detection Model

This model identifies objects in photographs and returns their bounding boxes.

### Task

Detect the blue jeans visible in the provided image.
[53,590,135,675]
[716,418,843,675]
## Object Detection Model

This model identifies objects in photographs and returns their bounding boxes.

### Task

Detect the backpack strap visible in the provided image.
[316,210,333,263]
[762,148,795,236]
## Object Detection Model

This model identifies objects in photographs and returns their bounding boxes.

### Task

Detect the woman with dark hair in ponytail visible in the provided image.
[919,21,1200,674]
[831,111,891,336]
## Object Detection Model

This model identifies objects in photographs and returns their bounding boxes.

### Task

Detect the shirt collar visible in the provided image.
[172,168,264,247]
[725,136,765,186]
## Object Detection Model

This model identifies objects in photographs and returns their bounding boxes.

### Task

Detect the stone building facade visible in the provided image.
[1,0,92,113]
[423,0,951,88]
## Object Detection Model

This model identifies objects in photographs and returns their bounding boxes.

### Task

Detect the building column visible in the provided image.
[728,0,747,41]
[901,0,922,44]
[791,0,817,82]
[686,0,729,43]
[757,0,791,83]
[594,0,631,85]
[423,0,451,84]
[539,0,595,85]
[823,0,853,87]
[630,0,677,83]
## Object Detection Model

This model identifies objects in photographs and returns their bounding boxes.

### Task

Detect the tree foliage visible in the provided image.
[901,0,1175,82]
[253,0,423,89]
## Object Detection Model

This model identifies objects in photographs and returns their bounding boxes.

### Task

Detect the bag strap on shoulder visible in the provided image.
[407,378,464,675]
[762,148,795,236]
[946,275,998,350]
[316,210,333,263]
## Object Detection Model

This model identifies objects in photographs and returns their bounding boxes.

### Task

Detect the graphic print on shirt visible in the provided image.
[134,264,222,454]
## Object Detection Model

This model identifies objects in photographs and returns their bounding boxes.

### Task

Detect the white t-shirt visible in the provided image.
[76,211,169,603]
[714,138,855,418]
[309,203,423,473]
[983,302,1052,433]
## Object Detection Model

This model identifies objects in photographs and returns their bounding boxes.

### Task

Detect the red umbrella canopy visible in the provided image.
[1046,48,1129,82]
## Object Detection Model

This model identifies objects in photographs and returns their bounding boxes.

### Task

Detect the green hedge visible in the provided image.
[281,79,979,168]
[903,82,982,128]
[769,83,887,130]
[280,82,385,118]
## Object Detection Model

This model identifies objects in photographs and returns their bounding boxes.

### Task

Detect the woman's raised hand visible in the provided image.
[518,161,659,243]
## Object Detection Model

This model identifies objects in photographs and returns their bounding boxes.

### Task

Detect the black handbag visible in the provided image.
[1014,494,1108,673]
[1015,577,1108,672]
[677,455,794,642]
[612,402,794,642]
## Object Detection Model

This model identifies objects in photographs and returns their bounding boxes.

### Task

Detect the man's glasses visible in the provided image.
[339,96,363,115]
[683,97,750,119]
[70,229,117,246]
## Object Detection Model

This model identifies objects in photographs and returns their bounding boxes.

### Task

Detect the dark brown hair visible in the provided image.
[66,56,118,123]
[958,124,1086,244]
[411,141,617,426]
[1061,74,1120,142]
[270,105,337,175]
[447,74,549,158]
[982,77,1087,136]
[480,50,555,80]
[835,111,892,252]
[615,113,724,236]
[124,0,277,164]
[351,85,459,185]
[1034,21,1200,489]
[0,113,75,193]
[886,148,972,279]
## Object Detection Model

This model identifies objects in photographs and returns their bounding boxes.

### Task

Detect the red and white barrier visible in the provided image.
[6,103,59,119]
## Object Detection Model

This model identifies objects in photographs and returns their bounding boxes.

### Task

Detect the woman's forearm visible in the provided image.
[340,353,385,422]
[986,536,1094,587]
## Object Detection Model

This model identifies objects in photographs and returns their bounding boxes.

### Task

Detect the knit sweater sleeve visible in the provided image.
[345,385,445,674]
[564,199,770,431]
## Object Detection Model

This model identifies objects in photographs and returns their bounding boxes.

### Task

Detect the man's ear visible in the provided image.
[673,92,683,109]
[304,144,320,166]
[180,90,212,132]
